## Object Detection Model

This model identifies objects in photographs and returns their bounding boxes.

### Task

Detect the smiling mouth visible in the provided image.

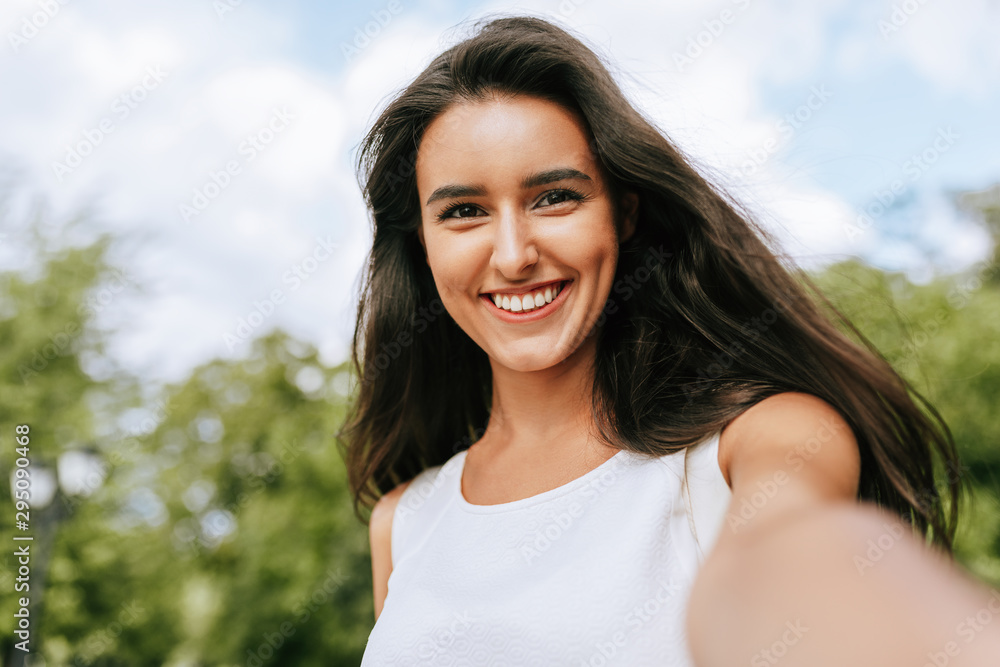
[481,280,568,314]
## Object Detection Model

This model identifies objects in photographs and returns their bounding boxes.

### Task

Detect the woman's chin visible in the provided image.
[485,337,592,374]
[488,352,564,374]
[482,342,562,372]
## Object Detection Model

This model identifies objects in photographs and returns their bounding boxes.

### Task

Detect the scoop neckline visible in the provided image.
[454,446,630,514]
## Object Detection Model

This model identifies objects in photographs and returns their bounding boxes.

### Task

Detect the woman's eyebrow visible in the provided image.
[425,184,486,206]
[521,167,591,189]
[424,168,592,206]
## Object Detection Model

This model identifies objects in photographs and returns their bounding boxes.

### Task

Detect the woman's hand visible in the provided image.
[687,500,1000,666]
[686,393,1000,666]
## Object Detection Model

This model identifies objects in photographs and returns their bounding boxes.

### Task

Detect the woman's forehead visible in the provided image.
[415,95,600,193]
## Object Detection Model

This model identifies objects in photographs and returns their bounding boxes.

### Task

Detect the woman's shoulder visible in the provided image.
[716,391,860,513]
[648,430,724,475]
[370,462,444,527]
[370,479,413,532]
[368,479,414,568]
[370,450,466,536]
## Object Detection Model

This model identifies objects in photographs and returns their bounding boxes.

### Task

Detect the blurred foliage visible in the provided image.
[957,184,1000,285]
[1,217,371,666]
[0,187,998,665]
[809,256,1000,584]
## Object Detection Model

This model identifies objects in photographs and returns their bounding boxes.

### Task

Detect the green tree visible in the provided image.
[2,202,374,665]
[133,332,371,665]
[4,183,997,665]
[809,236,1000,585]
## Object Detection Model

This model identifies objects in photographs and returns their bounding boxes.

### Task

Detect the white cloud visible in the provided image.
[3,0,994,383]
[476,0,861,267]
[532,0,994,274]
[878,0,1000,96]
[1,1,361,382]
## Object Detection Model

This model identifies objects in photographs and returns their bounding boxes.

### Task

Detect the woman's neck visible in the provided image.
[477,336,612,460]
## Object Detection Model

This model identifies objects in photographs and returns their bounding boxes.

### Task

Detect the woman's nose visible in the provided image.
[489,209,538,278]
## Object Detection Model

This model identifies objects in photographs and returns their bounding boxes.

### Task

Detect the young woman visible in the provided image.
[342,15,1000,666]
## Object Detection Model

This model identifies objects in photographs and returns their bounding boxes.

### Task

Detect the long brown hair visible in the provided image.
[339,14,965,552]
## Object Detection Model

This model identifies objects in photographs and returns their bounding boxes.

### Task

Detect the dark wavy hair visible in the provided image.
[339,14,965,552]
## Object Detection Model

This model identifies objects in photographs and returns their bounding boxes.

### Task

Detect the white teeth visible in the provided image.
[490,282,565,312]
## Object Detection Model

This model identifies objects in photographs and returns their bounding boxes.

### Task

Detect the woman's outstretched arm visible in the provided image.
[686,393,1000,667]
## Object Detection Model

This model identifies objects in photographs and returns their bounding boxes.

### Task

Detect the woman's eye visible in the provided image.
[537,190,582,207]
[442,204,483,219]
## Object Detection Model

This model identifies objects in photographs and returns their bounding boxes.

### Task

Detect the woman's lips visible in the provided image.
[481,280,571,322]
[485,280,565,312]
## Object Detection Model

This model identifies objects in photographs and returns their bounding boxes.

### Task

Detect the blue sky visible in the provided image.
[1,0,998,385]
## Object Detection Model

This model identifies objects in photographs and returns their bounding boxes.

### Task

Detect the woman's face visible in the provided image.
[415,94,635,373]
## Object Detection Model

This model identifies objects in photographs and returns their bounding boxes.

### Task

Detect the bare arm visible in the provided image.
[369,480,411,620]
[687,393,1000,666]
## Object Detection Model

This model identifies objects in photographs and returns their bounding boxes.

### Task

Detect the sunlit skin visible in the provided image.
[375,98,1000,667]
[414,94,637,502]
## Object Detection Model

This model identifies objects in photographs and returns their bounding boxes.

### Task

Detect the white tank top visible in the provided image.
[361,431,732,666]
